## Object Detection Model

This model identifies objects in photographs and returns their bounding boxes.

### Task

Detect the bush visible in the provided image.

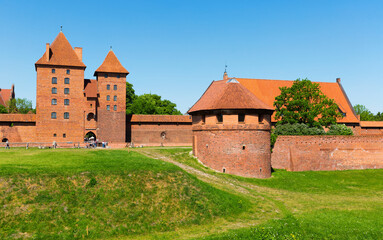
[326,124,353,135]
[273,123,325,136]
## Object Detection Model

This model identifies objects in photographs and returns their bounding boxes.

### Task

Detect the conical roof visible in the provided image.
[35,32,86,68]
[94,50,129,76]
[188,79,273,114]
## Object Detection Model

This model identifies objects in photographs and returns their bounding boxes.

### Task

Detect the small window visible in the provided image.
[64,78,70,84]
[107,105,110,111]
[52,69,55,73]
[66,69,70,74]
[53,133,56,137]
[117,75,120,79]
[106,95,110,101]
[52,87,57,94]
[52,77,57,84]
[258,114,263,123]
[64,99,69,105]
[113,85,117,90]
[107,84,110,90]
[114,105,117,111]
[63,133,66,138]
[51,112,57,119]
[64,112,69,119]
[216,114,223,123]
[87,113,95,121]
[64,88,69,94]
[238,114,245,123]
[223,168,226,173]
[202,115,205,124]
[113,95,117,101]
[242,145,246,150]
[51,99,57,105]
[104,74,108,78]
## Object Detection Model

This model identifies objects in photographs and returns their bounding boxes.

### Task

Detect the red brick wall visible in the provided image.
[36,66,85,142]
[360,128,383,136]
[193,123,271,178]
[271,135,383,171]
[0,122,36,142]
[128,122,192,146]
[96,73,126,142]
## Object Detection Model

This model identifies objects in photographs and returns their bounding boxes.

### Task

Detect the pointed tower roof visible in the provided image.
[188,79,273,114]
[94,50,129,76]
[35,32,86,68]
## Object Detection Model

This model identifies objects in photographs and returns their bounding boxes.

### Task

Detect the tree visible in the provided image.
[0,105,7,113]
[353,104,380,121]
[127,93,182,115]
[274,78,342,127]
[7,98,34,114]
[126,81,136,114]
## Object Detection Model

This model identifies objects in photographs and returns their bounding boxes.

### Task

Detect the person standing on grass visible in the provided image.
[5,140,10,149]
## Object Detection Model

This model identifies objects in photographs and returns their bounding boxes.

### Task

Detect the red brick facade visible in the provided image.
[271,135,383,171]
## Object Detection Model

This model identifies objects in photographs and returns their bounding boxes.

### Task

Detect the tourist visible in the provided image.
[5,140,10,149]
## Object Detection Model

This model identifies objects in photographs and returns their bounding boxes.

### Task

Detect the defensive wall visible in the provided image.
[0,114,36,143]
[271,135,383,171]
[126,114,192,146]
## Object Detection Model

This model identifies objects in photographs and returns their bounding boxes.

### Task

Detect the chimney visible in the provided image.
[336,78,341,83]
[46,43,50,61]
[74,47,82,61]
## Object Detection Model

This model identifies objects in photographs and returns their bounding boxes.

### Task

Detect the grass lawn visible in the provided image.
[1,147,382,240]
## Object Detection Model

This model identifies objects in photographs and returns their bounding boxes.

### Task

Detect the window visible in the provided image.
[202,115,205,124]
[216,114,223,123]
[258,114,263,123]
[51,99,57,105]
[64,78,70,84]
[114,105,117,111]
[64,99,69,105]
[117,75,120,78]
[104,74,108,78]
[51,112,57,119]
[106,95,110,101]
[113,85,117,90]
[64,88,69,94]
[64,112,69,119]
[107,84,110,90]
[87,113,95,121]
[53,133,56,137]
[63,133,66,138]
[113,95,117,101]
[66,69,70,74]
[107,105,110,111]
[52,69,55,73]
[238,114,245,123]
[52,77,57,84]
[52,87,57,94]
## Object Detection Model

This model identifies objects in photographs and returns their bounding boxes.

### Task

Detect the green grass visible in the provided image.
[0,148,248,239]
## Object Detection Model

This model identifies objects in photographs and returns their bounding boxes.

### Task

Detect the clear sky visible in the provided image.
[1,0,382,114]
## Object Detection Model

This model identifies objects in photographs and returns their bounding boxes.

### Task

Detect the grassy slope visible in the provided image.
[154,148,383,240]
[0,148,248,240]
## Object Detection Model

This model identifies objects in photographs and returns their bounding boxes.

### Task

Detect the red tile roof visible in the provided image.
[130,115,192,123]
[188,80,273,114]
[360,121,383,128]
[0,86,14,107]
[84,79,98,98]
[94,50,129,76]
[0,114,36,122]
[35,32,86,68]
[236,78,359,124]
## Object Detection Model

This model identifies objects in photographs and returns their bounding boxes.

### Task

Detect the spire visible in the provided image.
[94,50,129,76]
[223,65,229,81]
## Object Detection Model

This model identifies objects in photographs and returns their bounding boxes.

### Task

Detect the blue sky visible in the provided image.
[1,0,382,114]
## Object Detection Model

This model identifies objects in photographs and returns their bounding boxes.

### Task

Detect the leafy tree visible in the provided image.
[274,78,342,127]
[0,105,7,113]
[127,93,182,115]
[353,104,382,121]
[7,98,34,114]
[126,81,137,114]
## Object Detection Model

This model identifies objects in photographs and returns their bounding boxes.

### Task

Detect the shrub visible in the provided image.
[326,124,353,136]
[273,123,325,136]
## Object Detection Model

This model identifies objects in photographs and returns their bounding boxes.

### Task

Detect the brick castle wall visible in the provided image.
[0,122,36,142]
[271,135,383,171]
[193,123,271,178]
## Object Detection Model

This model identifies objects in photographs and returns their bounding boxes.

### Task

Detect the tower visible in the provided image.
[35,32,86,142]
[94,50,129,142]
[188,77,274,178]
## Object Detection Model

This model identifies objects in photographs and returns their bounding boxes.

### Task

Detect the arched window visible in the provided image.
[2,138,8,142]
[113,105,117,111]
[87,113,95,121]
[113,85,117,90]
[51,99,57,105]
[52,87,57,94]
[64,78,70,84]
[64,88,69,94]
[51,112,57,119]
[106,95,110,101]
[107,84,110,90]
[52,77,57,84]
[64,112,69,119]
[114,95,117,101]
[64,99,69,105]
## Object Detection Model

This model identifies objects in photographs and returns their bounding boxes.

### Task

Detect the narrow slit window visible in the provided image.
[216,114,223,123]
[238,114,245,123]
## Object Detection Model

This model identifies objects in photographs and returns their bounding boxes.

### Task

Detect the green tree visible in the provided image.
[353,104,376,121]
[127,94,182,115]
[0,105,7,113]
[126,81,136,114]
[274,78,342,127]
[7,98,34,114]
